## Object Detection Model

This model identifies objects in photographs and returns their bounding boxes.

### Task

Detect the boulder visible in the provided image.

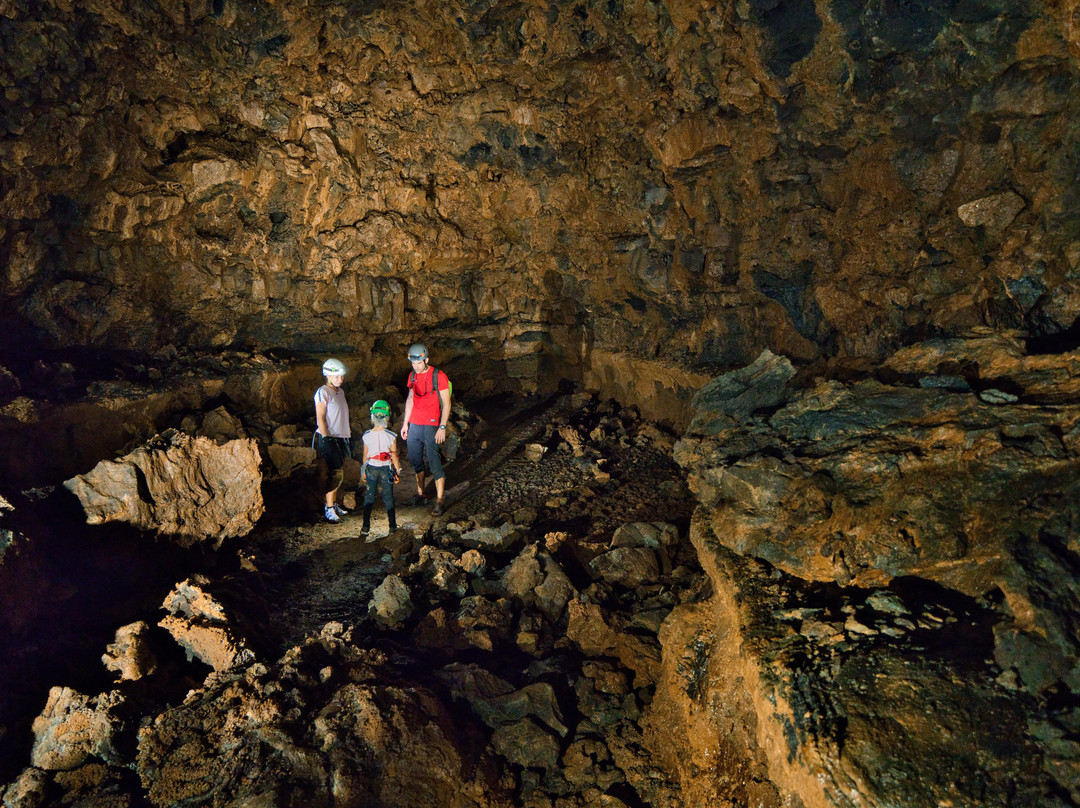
[566,600,661,688]
[501,544,577,620]
[158,579,253,673]
[368,574,413,629]
[0,767,48,807]
[611,522,678,550]
[411,546,467,597]
[196,406,245,444]
[666,344,1080,805]
[437,663,568,738]
[491,719,561,769]
[590,547,661,588]
[64,430,264,547]
[102,621,158,682]
[459,522,522,553]
[30,687,125,771]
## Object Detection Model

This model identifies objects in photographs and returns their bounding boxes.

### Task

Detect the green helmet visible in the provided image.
[370,399,391,417]
[322,358,347,376]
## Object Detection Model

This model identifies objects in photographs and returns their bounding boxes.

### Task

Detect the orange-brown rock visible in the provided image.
[2,0,1076,427]
[64,430,264,547]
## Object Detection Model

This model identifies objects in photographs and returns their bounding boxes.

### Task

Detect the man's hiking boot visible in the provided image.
[324,506,341,523]
[432,500,445,517]
[387,508,397,531]
[361,504,372,534]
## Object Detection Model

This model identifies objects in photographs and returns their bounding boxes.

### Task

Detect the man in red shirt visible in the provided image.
[400,343,452,515]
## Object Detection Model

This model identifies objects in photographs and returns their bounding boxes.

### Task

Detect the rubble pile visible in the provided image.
[0,393,705,808]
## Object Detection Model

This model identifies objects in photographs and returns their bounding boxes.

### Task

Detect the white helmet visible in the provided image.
[407,343,429,361]
[322,358,347,376]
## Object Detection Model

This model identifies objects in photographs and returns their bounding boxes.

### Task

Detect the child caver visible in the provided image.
[360,400,401,535]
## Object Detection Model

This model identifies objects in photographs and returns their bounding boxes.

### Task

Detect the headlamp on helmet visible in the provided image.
[322,358,347,377]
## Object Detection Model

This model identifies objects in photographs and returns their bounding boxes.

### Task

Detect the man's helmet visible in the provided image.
[322,358,347,376]
[370,400,391,417]
[407,343,429,362]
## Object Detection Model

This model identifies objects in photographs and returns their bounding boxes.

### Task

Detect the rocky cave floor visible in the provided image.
[2,391,711,807]
[2,384,1073,807]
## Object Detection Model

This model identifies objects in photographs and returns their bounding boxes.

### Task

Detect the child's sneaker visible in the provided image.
[333,504,350,516]
[325,506,341,523]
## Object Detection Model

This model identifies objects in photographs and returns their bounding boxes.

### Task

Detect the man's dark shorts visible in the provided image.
[406,424,444,480]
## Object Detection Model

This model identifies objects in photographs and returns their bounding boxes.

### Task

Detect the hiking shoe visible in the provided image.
[432,500,445,517]
[407,494,427,506]
[333,504,350,516]
[360,524,370,536]
[324,506,341,523]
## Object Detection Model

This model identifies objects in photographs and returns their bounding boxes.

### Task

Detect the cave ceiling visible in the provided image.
[1,0,1078,389]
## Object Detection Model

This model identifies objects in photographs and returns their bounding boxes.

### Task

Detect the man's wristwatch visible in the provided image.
[438,425,446,430]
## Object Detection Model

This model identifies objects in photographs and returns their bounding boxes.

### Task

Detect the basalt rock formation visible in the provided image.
[3,0,1079,422]
[2,0,1080,807]
[671,342,1080,806]
[64,430,264,547]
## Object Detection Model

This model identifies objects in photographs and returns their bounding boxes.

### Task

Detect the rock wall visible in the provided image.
[2,0,1079,415]
[668,342,1080,805]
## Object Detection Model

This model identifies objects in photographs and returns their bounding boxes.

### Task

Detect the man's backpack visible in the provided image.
[409,367,452,420]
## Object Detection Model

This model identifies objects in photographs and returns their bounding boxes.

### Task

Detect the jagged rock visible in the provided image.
[266,424,318,477]
[611,522,678,550]
[687,349,797,431]
[63,430,264,547]
[557,426,585,457]
[677,344,1080,695]
[459,548,487,576]
[562,735,626,793]
[158,579,253,673]
[0,397,38,424]
[1,767,48,808]
[135,638,512,808]
[266,443,318,478]
[196,405,244,444]
[502,545,544,600]
[589,547,661,588]
[957,191,1025,231]
[411,545,467,597]
[651,541,1057,808]
[501,544,577,621]
[30,687,125,771]
[101,621,157,682]
[534,553,577,621]
[566,600,661,688]
[416,596,514,652]
[491,719,561,770]
[368,574,413,629]
[438,663,568,737]
[459,522,522,553]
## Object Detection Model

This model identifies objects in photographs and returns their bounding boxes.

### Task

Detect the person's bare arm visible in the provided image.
[315,396,329,436]
[401,389,415,438]
[435,386,451,444]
